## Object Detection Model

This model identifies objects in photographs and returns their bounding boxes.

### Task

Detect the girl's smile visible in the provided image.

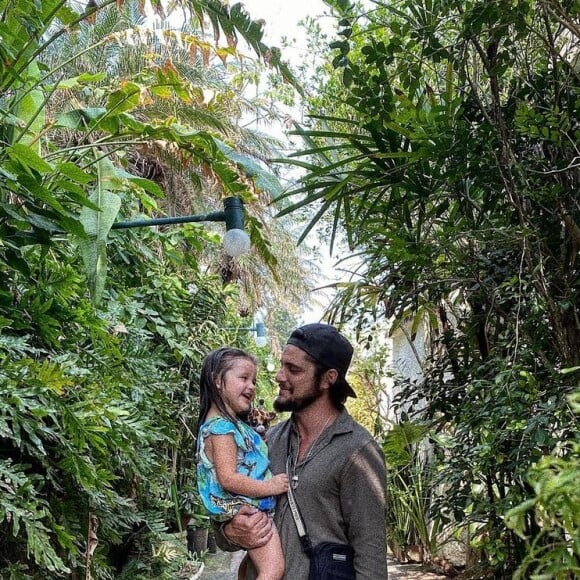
[218,358,257,417]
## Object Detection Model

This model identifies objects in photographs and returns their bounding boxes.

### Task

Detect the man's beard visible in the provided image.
[274,382,323,413]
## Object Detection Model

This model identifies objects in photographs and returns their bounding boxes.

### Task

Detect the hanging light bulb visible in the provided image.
[111,196,252,257]
[223,228,251,257]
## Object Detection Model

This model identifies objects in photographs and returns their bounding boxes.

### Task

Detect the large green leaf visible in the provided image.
[7,144,54,175]
[10,61,45,153]
[106,81,141,115]
[78,159,122,304]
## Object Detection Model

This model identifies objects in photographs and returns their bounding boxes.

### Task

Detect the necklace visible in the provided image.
[288,414,333,490]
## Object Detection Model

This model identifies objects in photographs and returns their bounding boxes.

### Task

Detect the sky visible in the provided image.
[239,1,342,323]
[183,1,338,324]
[239,1,331,48]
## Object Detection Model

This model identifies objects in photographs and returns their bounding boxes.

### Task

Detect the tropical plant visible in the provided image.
[0,215,251,577]
[506,387,580,580]
[382,422,442,564]
[0,0,306,576]
[346,339,392,436]
[277,0,579,575]
[0,0,304,298]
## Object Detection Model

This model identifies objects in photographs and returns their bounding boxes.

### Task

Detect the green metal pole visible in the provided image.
[111,211,226,230]
[111,196,243,230]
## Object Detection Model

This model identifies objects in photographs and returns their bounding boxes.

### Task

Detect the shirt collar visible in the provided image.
[289,407,353,438]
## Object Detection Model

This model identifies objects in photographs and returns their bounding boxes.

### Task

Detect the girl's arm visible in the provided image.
[210,434,288,498]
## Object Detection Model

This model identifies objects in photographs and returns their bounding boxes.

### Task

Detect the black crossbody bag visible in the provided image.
[308,542,356,579]
[285,457,356,579]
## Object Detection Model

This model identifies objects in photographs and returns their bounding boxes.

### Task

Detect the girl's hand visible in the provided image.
[269,473,289,495]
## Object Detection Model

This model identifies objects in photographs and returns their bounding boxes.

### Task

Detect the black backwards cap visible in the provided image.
[286,323,357,398]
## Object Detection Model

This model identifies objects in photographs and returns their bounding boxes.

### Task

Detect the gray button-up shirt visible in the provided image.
[241,409,388,579]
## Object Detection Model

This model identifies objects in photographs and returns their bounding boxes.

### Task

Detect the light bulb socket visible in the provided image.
[222,197,250,256]
[224,197,244,232]
[254,321,267,347]
[255,322,266,338]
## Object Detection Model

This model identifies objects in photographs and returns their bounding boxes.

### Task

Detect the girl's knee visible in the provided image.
[255,558,284,580]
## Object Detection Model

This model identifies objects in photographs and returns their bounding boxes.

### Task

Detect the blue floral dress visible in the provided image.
[196,416,276,521]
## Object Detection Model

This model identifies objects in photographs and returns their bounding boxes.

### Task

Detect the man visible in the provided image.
[217,323,388,579]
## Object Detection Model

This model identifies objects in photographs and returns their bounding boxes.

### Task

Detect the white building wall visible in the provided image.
[378,321,428,425]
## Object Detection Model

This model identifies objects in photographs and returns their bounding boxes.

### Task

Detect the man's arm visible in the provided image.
[341,440,389,579]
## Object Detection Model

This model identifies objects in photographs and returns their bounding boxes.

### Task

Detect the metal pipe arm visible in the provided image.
[111,211,226,230]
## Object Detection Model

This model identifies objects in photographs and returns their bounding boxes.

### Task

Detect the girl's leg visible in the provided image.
[247,525,285,580]
[237,553,249,580]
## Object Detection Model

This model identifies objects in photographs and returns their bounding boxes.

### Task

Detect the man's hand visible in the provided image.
[224,505,273,549]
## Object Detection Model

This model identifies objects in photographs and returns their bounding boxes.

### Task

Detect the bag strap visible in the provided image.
[285,455,313,557]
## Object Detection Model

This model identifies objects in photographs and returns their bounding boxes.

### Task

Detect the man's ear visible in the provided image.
[322,368,339,390]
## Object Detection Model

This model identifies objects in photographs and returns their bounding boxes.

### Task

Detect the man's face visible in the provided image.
[273,345,323,412]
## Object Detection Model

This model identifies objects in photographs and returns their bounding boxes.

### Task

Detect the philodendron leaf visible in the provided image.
[78,159,122,304]
[79,239,109,305]
[80,189,121,241]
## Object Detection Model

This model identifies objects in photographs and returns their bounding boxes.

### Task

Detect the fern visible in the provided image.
[0,460,71,574]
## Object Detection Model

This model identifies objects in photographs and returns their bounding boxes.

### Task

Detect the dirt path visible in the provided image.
[202,549,447,579]
[387,559,446,579]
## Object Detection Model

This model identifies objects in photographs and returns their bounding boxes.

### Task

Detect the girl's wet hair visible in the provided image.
[198,347,257,425]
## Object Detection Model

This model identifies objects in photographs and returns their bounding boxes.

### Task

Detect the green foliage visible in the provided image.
[78,159,122,303]
[0,216,256,576]
[506,389,580,579]
[382,422,441,562]
[283,0,579,575]
[0,0,304,575]
[347,341,391,436]
[0,0,291,303]
[186,0,301,92]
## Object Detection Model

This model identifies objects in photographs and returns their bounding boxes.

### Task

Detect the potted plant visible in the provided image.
[186,511,211,556]
[177,485,211,556]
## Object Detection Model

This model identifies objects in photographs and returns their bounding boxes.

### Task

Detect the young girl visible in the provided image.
[196,347,288,580]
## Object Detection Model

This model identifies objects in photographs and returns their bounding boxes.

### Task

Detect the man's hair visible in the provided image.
[310,356,348,410]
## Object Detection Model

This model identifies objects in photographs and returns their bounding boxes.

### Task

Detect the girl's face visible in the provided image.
[218,358,257,417]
